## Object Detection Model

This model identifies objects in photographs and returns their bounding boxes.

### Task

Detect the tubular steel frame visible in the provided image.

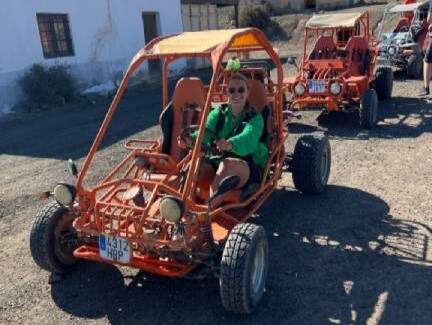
[72,28,288,276]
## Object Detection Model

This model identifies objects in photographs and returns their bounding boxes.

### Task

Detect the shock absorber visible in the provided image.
[200,217,214,250]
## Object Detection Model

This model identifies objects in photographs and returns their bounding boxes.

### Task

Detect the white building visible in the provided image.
[0,0,184,108]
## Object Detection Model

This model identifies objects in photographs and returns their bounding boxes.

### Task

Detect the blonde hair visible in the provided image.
[228,73,250,88]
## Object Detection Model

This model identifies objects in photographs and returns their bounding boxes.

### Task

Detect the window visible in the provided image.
[37,13,74,59]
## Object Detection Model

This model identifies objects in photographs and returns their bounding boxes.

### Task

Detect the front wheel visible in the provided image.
[219,223,268,314]
[30,201,78,274]
[292,134,331,194]
[374,66,393,100]
[406,54,423,79]
[359,89,378,129]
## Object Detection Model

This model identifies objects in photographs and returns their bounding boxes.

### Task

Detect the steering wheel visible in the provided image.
[180,125,220,150]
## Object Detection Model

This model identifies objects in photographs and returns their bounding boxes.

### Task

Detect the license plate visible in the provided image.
[99,234,131,264]
[309,80,326,93]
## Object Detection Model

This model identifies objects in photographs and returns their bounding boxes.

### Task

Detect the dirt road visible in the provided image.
[1,68,432,324]
[1,3,432,321]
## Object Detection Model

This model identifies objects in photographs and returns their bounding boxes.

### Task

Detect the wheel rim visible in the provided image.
[54,211,77,265]
[320,146,330,184]
[250,244,265,295]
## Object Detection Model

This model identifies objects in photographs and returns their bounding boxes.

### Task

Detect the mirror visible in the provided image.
[287,57,298,69]
[67,159,78,177]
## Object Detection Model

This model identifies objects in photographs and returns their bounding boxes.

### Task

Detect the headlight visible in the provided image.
[53,182,76,206]
[294,82,306,95]
[329,82,342,95]
[388,46,396,56]
[303,71,312,79]
[159,196,184,223]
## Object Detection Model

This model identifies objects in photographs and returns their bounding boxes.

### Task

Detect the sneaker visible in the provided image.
[419,86,430,96]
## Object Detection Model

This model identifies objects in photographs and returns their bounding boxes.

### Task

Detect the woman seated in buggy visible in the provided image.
[179,73,268,207]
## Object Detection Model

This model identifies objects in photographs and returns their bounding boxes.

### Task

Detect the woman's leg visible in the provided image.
[209,158,250,208]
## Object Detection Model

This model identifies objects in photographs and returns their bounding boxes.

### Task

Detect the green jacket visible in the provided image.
[200,104,269,168]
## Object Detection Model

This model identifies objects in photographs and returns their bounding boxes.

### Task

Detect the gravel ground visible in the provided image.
[1,5,432,324]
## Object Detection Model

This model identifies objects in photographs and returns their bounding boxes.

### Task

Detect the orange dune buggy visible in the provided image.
[284,12,394,128]
[29,28,331,314]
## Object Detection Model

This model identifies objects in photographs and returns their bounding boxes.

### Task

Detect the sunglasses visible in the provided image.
[228,86,246,94]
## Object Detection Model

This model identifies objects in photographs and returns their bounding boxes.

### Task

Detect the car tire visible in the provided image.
[30,201,78,274]
[359,89,378,129]
[220,223,268,314]
[374,66,393,100]
[292,134,331,194]
[407,54,422,79]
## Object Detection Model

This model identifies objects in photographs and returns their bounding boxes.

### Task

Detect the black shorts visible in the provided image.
[208,154,262,185]
[425,39,432,63]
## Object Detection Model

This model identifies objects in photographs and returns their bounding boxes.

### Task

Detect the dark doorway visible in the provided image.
[142,12,161,75]
[305,0,316,9]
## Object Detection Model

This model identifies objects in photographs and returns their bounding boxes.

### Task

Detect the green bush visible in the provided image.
[239,6,286,41]
[17,64,78,110]
[240,6,272,31]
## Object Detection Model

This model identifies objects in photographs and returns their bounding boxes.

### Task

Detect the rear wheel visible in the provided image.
[292,134,331,194]
[30,201,78,274]
[374,66,393,100]
[406,54,422,79]
[220,223,268,314]
[359,89,378,129]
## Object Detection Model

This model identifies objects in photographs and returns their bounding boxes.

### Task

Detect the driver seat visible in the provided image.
[159,77,207,162]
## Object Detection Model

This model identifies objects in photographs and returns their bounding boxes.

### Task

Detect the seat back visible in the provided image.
[344,36,369,75]
[159,77,206,162]
[309,36,337,60]
[248,79,275,150]
[394,18,410,32]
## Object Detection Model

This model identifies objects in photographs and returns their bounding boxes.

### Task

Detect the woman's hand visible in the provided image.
[177,136,192,149]
[215,139,232,152]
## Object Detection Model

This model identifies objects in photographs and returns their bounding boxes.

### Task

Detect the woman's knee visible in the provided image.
[217,158,250,186]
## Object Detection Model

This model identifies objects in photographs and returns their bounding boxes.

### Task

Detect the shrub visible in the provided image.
[240,6,272,31]
[17,64,78,111]
[239,6,286,41]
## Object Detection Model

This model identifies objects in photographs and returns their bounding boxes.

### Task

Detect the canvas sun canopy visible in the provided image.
[148,28,261,55]
[388,1,429,13]
[306,12,362,28]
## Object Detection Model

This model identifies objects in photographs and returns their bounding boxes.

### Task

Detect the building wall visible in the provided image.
[267,0,360,11]
[181,4,218,68]
[0,0,183,107]
[270,0,304,11]
[181,4,218,31]
[317,0,360,10]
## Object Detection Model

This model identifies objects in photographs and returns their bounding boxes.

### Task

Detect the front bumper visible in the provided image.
[74,245,195,277]
[290,97,340,111]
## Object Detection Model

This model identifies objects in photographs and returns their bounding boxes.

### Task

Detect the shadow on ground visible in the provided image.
[0,71,213,161]
[288,96,432,140]
[50,185,432,325]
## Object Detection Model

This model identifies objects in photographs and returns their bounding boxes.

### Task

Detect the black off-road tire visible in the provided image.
[30,201,77,274]
[406,54,422,79]
[292,134,331,194]
[374,66,393,100]
[220,223,268,314]
[359,89,378,129]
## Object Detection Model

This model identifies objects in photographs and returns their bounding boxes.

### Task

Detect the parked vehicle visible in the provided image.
[377,1,431,78]
[285,12,394,128]
[29,28,331,314]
